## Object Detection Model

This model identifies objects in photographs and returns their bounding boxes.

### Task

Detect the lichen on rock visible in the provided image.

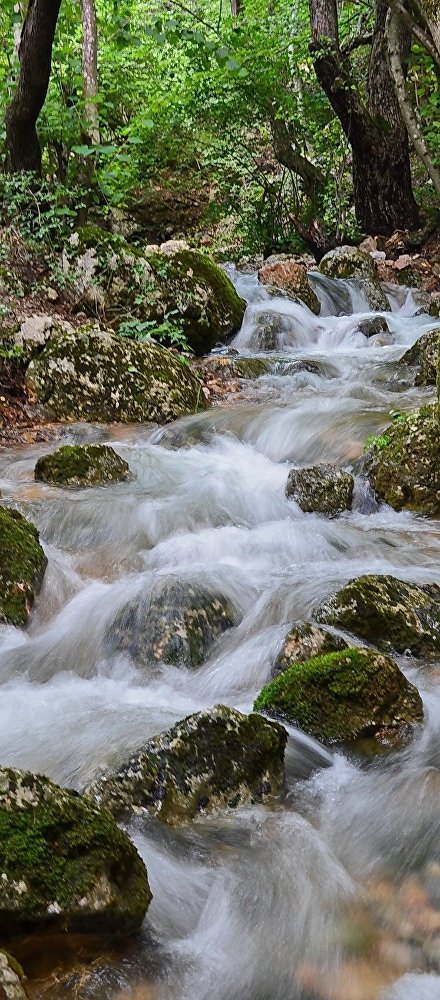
[89,705,287,825]
[34,444,132,488]
[0,767,151,938]
[63,228,246,354]
[315,573,440,657]
[106,580,239,668]
[271,622,348,679]
[254,647,423,744]
[319,246,377,281]
[365,405,440,515]
[401,329,440,387]
[286,464,354,515]
[0,506,47,626]
[25,323,207,424]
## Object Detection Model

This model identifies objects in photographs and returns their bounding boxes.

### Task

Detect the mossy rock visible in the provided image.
[349,277,390,312]
[365,406,440,515]
[64,230,246,354]
[319,246,376,281]
[35,444,131,488]
[286,464,354,515]
[315,573,440,657]
[0,767,151,938]
[89,705,287,825]
[271,622,348,679]
[0,951,29,999]
[0,506,47,626]
[401,330,440,387]
[253,647,423,744]
[25,324,207,424]
[106,581,239,668]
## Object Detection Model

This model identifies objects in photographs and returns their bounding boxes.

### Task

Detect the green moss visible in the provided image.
[90,706,287,826]
[315,573,440,656]
[0,768,151,937]
[319,246,376,281]
[253,647,423,743]
[0,506,47,626]
[35,444,131,488]
[365,405,440,515]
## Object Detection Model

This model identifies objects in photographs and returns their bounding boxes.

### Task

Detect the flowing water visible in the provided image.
[2,269,440,1000]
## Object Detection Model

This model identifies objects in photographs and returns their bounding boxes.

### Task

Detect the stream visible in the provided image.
[1,268,440,999]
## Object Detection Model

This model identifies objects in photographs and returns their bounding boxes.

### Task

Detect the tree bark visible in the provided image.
[5,0,62,173]
[309,0,419,234]
[80,0,99,146]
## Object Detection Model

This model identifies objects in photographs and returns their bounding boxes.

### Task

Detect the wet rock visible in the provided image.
[0,506,47,626]
[0,767,151,937]
[63,228,246,354]
[286,464,354,515]
[319,246,377,281]
[198,356,271,382]
[106,580,239,668]
[89,705,287,825]
[271,622,348,678]
[365,406,440,515]
[401,330,439,387]
[350,278,390,312]
[250,311,292,351]
[34,444,131,488]
[26,323,207,424]
[253,647,423,743]
[358,316,390,338]
[0,951,28,999]
[258,260,320,315]
[315,573,440,657]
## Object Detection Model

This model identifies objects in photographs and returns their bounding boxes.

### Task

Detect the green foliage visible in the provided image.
[0,173,81,245]
[118,314,193,354]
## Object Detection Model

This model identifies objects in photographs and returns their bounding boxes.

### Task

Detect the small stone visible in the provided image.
[271,622,348,678]
[34,444,132,488]
[46,287,59,302]
[358,316,389,338]
[286,464,354,515]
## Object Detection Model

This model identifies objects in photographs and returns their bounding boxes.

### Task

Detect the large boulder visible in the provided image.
[0,767,151,937]
[106,581,238,668]
[258,260,320,315]
[401,330,439,387]
[319,246,377,281]
[34,444,131,488]
[253,647,423,744]
[271,622,348,679]
[0,506,47,626]
[89,706,287,826]
[0,952,28,1000]
[63,229,246,354]
[315,573,440,657]
[365,406,440,515]
[25,323,207,424]
[286,464,354,515]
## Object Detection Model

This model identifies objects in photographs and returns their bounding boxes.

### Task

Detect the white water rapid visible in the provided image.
[1,267,440,999]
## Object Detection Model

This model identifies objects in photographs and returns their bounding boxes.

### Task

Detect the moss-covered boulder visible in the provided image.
[254,647,423,744]
[271,622,348,679]
[286,464,354,515]
[89,705,287,825]
[0,767,151,938]
[365,406,440,515]
[258,260,320,315]
[315,573,440,657]
[0,506,47,627]
[106,581,239,668]
[35,444,131,488]
[25,324,207,424]
[319,246,377,281]
[401,330,440,387]
[0,951,28,999]
[63,229,246,354]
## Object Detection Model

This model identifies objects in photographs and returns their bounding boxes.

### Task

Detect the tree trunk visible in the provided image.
[309,0,419,234]
[5,0,62,173]
[80,0,99,146]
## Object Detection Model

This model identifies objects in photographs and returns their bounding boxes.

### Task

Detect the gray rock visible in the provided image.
[271,622,348,678]
[89,705,287,825]
[286,464,354,515]
[401,330,440,386]
[315,573,440,657]
[319,246,377,281]
[0,951,28,999]
[358,316,390,338]
[106,580,239,668]
[0,767,151,937]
